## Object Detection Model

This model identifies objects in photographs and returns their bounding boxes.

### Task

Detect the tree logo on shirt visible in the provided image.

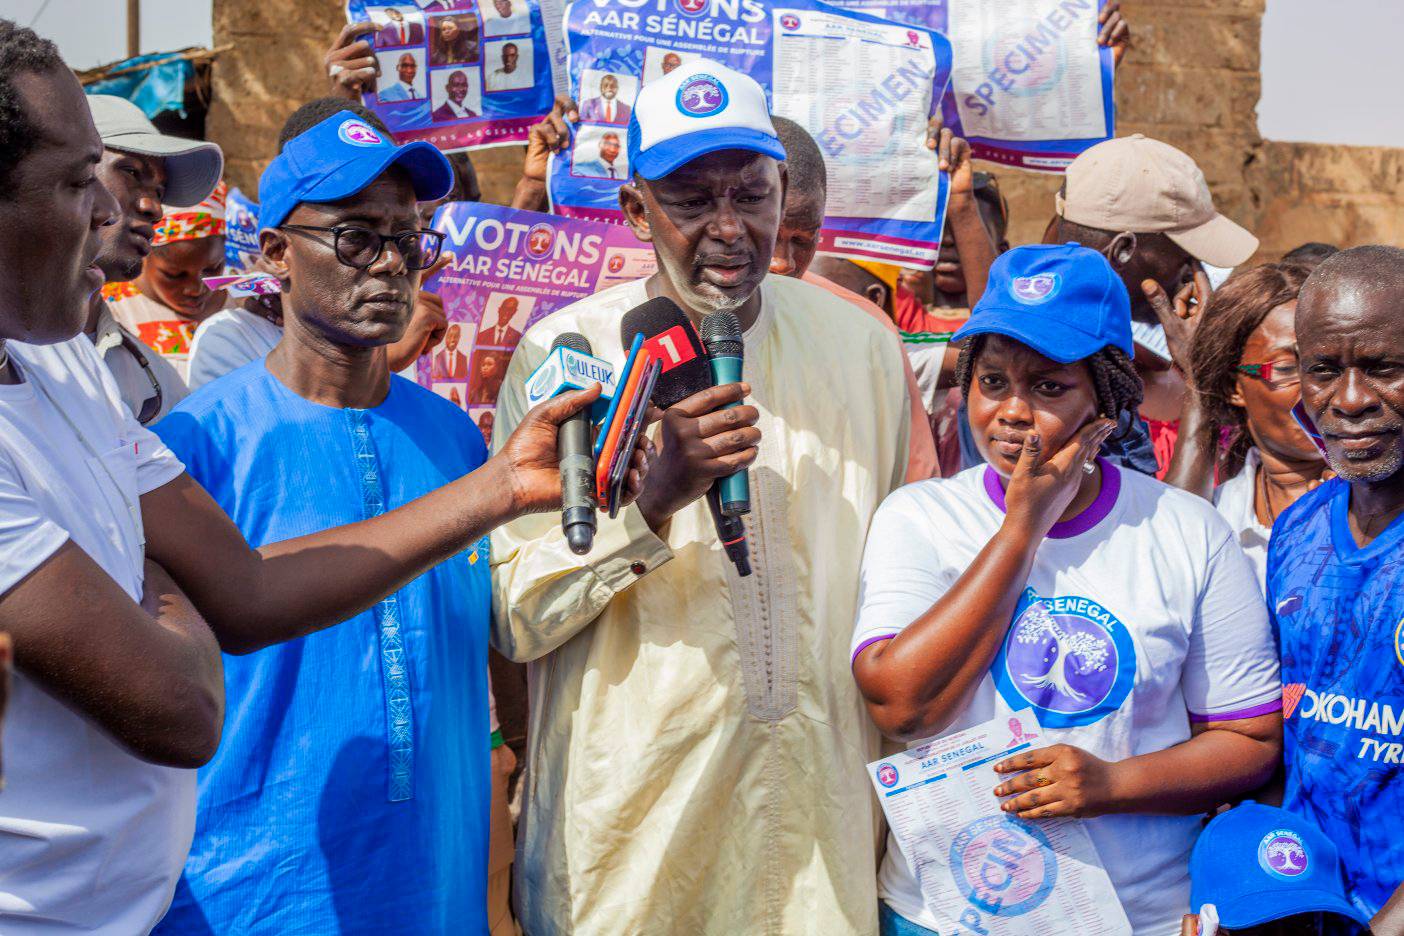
[950,816,1058,917]
[876,762,899,788]
[991,589,1136,728]
[1258,830,1309,879]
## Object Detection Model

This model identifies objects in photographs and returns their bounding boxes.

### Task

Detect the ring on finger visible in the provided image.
[1082,460,1096,475]
[329,63,346,77]
[1035,774,1051,787]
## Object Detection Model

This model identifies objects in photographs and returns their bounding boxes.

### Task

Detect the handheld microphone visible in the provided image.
[619,296,711,409]
[550,332,597,555]
[701,312,750,518]
[618,297,752,576]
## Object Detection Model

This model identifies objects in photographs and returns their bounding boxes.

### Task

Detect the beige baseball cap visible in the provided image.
[86,95,224,208]
[1056,134,1258,268]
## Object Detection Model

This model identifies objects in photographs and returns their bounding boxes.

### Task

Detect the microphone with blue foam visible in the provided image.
[701,311,750,518]
[526,333,617,554]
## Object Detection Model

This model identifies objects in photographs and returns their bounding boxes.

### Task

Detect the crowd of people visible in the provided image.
[1,9,1402,936]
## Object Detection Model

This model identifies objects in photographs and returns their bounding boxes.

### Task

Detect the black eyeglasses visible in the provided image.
[281,224,445,271]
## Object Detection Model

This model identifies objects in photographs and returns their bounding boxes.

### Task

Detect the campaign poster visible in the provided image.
[547,0,954,268]
[224,187,261,272]
[345,0,565,152]
[420,202,656,435]
[824,0,1115,171]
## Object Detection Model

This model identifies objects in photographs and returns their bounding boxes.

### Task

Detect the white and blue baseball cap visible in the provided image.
[1190,802,1369,929]
[258,111,454,231]
[626,61,786,181]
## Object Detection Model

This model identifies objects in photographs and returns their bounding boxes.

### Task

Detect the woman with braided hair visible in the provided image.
[851,245,1283,936]
[1164,263,1328,587]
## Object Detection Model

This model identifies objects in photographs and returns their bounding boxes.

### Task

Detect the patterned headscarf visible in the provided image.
[152,180,227,246]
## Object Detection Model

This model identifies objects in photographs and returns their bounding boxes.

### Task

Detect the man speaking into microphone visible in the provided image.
[491,63,911,934]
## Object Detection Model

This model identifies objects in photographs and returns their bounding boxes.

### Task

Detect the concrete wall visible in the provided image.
[209,0,1404,260]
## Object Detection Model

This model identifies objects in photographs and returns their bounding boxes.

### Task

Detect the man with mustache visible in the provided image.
[1267,245,1404,924]
[491,62,910,934]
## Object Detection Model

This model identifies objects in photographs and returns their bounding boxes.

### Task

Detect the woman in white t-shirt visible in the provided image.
[851,245,1283,936]
[1165,262,1327,588]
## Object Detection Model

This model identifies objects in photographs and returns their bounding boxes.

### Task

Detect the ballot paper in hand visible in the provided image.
[868,711,1131,935]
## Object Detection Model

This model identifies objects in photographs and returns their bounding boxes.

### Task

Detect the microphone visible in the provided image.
[700,312,750,518]
[619,297,752,577]
[619,296,711,409]
[550,332,597,555]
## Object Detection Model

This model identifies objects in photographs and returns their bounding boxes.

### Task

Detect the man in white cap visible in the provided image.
[1044,133,1260,470]
[492,63,911,934]
[83,94,223,422]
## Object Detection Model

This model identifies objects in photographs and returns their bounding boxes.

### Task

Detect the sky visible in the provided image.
[4,0,1403,149]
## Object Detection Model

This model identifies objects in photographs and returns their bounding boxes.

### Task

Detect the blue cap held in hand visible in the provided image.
[952,243,1133,363]
[258,111,453,231]
[1190,801,1370,929]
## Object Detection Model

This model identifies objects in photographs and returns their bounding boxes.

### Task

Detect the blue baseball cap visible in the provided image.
[627,61,785,181]
[1190,802,1369,929]
[257,111,454,231]
[952,243,1133,363]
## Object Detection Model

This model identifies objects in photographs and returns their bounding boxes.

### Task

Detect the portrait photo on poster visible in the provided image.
[431,68,483,121]
[478,0,531,38]
[468,347,513,404]
[469,406,496,446]
[428,13,480,66]
[484,39,534,92]
[375,48,427,101]
[431,321,475,381]
[433,382,469,411]
[372,6,427,48]
[570,126,628,180]
[578,69,637,125]
[477,292,534,348]
[641,46,708,85]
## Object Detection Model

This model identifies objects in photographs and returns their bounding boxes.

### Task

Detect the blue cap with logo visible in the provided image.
[258,111,454,231]
[1190,801,1369,929]
[952,243,1133,363]
[626,61,786,181]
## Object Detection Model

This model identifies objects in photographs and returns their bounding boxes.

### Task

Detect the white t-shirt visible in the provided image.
[852,462,1279,936]
[1212,447,1269,591]
[186,307,282,391]
[0,337,192,934]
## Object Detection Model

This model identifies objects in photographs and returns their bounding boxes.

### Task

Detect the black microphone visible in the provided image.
[618,297,752,576]
[551,332,596,555]
[618,296,711,409]
[700,311,750,518]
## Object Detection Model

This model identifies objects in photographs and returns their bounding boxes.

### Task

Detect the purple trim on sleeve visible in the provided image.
[852,633,897,665]
[1188,697,1284,723]
[981,458,1121,539]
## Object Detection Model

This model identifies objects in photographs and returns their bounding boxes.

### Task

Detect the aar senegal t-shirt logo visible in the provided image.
[677,75,728,117]
[992,589,1136,729]
[1258,830,1309,879]
[338,119,384,147]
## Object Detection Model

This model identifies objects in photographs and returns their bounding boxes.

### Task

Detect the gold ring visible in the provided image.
[1035,774,1051,787]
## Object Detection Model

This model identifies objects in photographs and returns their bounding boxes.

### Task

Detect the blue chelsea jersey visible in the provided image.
[1268,478,1404,917]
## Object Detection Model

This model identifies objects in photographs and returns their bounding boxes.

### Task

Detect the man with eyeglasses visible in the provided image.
[144,106,650,932]
[82,94,223,423]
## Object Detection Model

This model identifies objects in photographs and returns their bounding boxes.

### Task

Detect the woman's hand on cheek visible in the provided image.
[1002,418,1116,538]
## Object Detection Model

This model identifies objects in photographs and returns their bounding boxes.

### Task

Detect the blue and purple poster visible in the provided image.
[420,201,656,438]
[346,0,566,152]
[825,0,1115,172]
[547,0,954,267]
